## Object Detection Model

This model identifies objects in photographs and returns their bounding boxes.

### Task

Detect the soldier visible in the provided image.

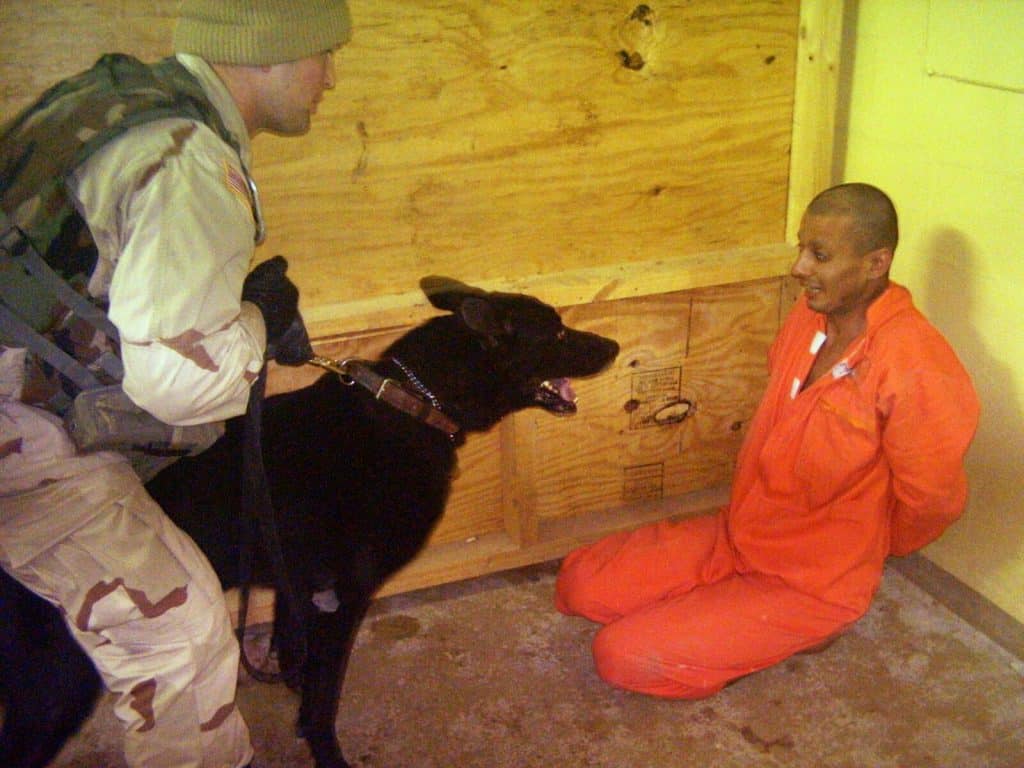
[0,2,352,766]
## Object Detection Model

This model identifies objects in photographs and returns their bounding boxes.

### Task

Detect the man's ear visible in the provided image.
[866,247,893,278]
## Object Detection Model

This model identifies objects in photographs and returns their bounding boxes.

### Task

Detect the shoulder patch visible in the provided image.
[223,159,250,209]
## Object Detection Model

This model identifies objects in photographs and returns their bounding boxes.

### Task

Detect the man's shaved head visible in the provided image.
[806,183,899,255]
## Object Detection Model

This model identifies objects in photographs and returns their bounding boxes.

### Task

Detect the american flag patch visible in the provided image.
[223,160,250,208]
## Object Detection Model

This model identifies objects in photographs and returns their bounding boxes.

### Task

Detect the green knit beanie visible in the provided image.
[173,0,352,66]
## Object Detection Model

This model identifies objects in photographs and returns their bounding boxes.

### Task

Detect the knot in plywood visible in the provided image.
[615,3,663,72]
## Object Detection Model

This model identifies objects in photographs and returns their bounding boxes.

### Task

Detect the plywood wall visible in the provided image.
[0,0,801,336]
[262,0,801,336]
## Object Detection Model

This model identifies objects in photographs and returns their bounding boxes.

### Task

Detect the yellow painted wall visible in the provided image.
[840,0,1024,621]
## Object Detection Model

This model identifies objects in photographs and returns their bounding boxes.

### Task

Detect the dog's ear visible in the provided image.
[420,276,509,341]
[457,296,508,338]
[420,276,487,312]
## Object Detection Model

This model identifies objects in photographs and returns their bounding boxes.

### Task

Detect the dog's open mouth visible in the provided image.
[535,379,578,414]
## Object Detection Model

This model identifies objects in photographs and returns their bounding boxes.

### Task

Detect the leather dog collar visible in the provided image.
[307,355,461,439]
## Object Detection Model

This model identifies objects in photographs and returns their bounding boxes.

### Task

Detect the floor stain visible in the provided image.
[739,724,795,753]
[370,614,421,641]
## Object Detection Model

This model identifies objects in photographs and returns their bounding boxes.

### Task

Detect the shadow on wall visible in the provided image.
[921,228,1024,579]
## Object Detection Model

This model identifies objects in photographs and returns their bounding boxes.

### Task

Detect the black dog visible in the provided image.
[0,277,619,768]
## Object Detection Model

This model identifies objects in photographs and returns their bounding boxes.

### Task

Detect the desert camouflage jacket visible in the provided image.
[0,53,266,422]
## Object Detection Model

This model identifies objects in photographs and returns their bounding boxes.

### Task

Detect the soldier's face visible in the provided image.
[259,50,336,136]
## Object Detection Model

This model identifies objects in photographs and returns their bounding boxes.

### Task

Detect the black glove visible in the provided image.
[272,313,314,366]
[242,255,300,349]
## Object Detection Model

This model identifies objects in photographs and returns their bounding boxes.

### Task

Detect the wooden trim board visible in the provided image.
[785,0,848,243]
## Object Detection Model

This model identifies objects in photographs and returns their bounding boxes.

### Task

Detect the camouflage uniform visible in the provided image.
[1,53,265,768]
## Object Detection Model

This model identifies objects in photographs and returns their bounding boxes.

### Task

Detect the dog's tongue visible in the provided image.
[537,378,579,413]
[552,378,576,404]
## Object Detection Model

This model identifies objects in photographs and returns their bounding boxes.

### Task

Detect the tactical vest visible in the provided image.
[0,54,253,477]
[0,53,250,416]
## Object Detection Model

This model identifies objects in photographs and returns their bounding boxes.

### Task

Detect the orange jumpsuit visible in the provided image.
[555,284,980,698]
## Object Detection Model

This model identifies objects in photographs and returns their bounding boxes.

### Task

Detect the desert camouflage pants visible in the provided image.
[0,461,253,768]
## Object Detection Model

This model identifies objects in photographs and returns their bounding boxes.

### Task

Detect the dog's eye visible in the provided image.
[556,329,567,342]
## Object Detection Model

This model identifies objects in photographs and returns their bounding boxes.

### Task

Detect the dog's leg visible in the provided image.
[297,598,370,768]
[0,571,103,768]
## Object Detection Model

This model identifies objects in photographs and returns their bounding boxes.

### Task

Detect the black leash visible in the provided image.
[236,363,307,686]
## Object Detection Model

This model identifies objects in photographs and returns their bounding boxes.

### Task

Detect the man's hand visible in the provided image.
[272,314,314,366]
[242,255,298,341]
[242,255,312,365]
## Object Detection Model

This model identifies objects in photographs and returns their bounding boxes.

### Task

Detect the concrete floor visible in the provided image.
[47,559,1024,768]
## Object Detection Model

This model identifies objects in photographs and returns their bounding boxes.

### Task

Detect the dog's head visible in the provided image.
[384,277,619,433]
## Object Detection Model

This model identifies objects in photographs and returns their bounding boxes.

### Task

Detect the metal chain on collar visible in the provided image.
[389,356,443,411]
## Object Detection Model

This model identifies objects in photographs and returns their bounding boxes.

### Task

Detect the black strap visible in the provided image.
[2,227,120,342]
[236,364,307,686]
[0,228,120,393]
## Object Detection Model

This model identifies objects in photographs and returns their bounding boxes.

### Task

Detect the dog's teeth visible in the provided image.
[539,379,577,404]
[540,381,563,398]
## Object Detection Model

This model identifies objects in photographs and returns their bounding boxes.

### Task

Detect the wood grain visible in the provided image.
[1,1,800,334]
